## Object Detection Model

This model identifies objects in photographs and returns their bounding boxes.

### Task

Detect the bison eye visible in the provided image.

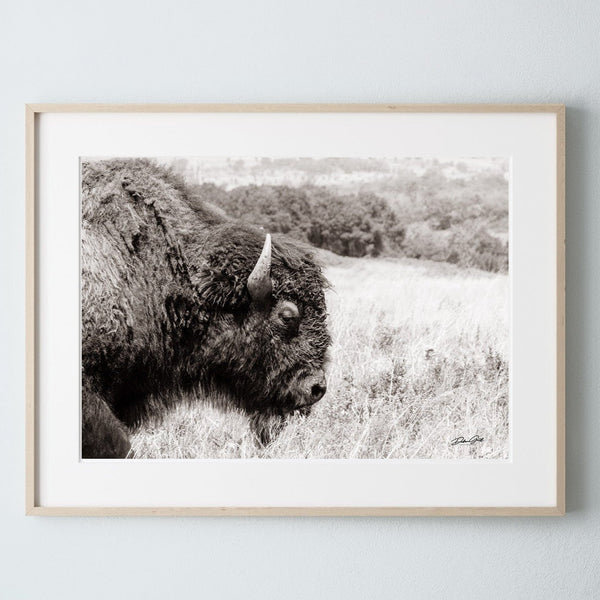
[276,301,300,335]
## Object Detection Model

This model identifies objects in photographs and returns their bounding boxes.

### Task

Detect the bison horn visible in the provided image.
[247,233,272,305]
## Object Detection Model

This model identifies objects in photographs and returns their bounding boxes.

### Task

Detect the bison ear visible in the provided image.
[247,233,272,307]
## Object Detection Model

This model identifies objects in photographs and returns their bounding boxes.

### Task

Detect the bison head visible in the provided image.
[192,225,331,431]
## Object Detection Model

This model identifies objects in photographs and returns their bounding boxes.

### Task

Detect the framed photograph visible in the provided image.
[26,104,565,515]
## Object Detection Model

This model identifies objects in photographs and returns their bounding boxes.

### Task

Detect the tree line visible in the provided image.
[185,174,508,273]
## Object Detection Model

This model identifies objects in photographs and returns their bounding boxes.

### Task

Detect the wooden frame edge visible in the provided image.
[25,105,36,515]
[26,506,565,517]
[556,105,566,516]
[24,103,565,114]
[25,103,566,517]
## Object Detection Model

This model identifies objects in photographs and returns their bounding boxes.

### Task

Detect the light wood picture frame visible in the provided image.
[26,104,565,516]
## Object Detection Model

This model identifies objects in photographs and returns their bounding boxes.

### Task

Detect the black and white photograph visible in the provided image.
[27,105,564,513]
[81,155,509,460]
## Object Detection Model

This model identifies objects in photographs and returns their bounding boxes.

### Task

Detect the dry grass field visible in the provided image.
[130,253,509,460]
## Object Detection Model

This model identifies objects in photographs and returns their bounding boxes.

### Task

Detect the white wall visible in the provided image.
[1,1,598,597]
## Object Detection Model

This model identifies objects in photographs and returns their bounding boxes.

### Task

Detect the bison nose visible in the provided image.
[310,376,327,402]
[296,372,327,408]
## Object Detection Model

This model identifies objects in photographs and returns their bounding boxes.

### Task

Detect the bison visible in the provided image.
[81,159,330,458]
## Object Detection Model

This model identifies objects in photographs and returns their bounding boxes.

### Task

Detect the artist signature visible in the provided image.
[450,435,484,446]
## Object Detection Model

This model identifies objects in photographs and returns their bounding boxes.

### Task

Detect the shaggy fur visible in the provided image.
[81,159,331,458]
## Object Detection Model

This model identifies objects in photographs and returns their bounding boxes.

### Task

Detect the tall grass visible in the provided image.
[130,254,509,460]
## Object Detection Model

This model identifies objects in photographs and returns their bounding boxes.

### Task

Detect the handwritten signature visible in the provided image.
[450,435,484,446]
